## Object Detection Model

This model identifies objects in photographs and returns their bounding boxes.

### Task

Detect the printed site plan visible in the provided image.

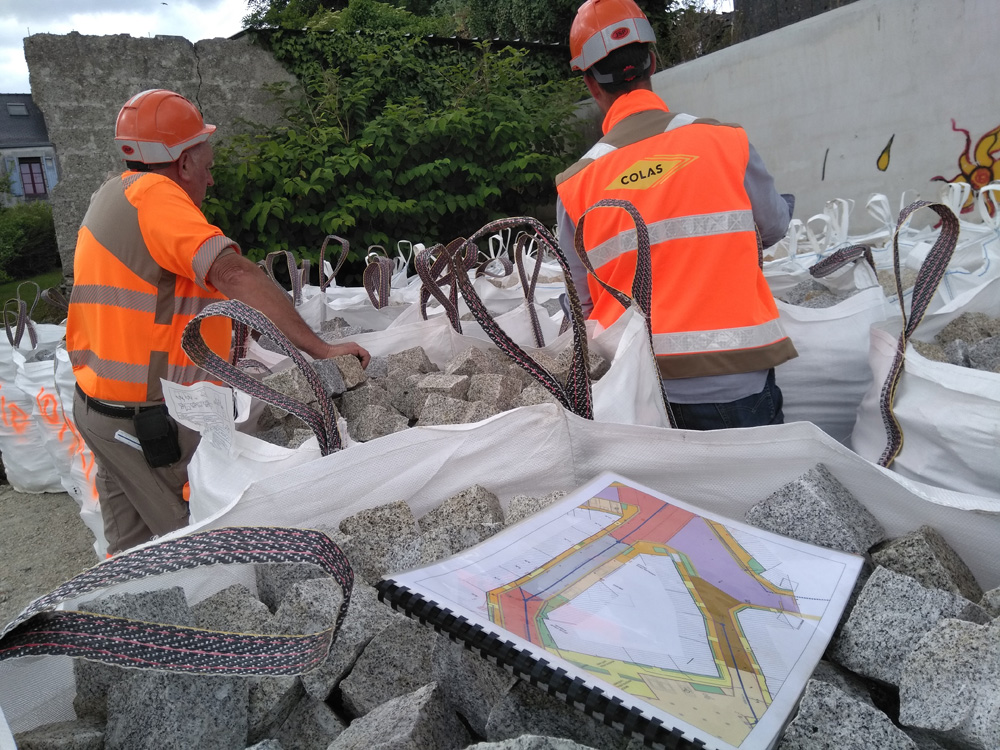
[388,473,864,750]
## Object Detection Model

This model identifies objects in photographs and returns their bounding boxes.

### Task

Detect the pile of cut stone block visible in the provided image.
[776,280,863,309]
[254,343,608,448]
[910,312,1000,373]
[14,468,999,750]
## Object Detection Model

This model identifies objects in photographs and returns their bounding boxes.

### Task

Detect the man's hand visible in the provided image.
[321,341,371,369]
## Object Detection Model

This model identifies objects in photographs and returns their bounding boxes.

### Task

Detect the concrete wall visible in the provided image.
[23,32,297,277]
[649,0,999,232]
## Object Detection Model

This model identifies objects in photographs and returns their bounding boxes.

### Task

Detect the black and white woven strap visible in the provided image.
[41,286,70,313]
[475,256,514,278]
[515,233,546,348]
[263,251,304,307]
[181,299,342,455]
[447,217,594,419]
[809,244,876,278]
[363,248,395,309]
[415,238,469,332]
[573,199,674,427]
[0,527,353,676]
[878,199,960,468]
[319,235,351,292]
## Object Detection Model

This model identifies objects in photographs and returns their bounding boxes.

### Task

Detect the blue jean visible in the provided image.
[668,369,785,431]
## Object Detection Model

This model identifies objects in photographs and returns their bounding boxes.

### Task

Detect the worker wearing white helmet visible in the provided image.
[556,0,796,430]
[67,89,369,554]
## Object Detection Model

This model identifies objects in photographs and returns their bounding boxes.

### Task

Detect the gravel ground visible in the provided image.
[0,480,99,629]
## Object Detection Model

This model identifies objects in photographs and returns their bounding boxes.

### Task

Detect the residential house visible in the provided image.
[0,94,59,205]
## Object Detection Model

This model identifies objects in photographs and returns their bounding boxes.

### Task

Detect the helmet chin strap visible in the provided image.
[588,52,652,85]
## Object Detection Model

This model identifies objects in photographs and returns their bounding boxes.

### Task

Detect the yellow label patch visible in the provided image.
[606,155,699,191]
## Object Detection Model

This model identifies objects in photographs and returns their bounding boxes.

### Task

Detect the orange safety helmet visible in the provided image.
[114,89,216,164]
[569,0,656,72]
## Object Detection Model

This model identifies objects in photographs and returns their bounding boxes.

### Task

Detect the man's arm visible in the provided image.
[207,252,370,367]
[744,143,791,248]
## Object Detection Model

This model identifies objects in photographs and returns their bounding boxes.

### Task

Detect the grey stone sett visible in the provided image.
[445,347,500,377]
[468,736,598,750]
[829,566,990,686]
[13,718,105,750]
[269,577,346,637]
[263,366,320,406]
[433,636,518,738]
[312,358,347,396]
[329,682,471,750]
[468,374,522,411]
[338,382,392,423]
[387,346,438,379]
[899,618,1000,750]
[942,338,971,368]
[365,355,389,379]
[275,694,346,750]
[968,335,1000,371]
[979,587,1000,617]
[516,384,561,409]
[389,372,430,420]
[332,354,368,389]
[744,463,886,554]
[554,346,609,381]
[776,680,918,749]
[255,562,328,613]
[192,583,272,632]
[338,618,439,717]
[419,484,504,532]
[505,492,568,526]
[416,393,477,426]
[870,525,982,602]
[348,404,409,442]
[417,372,471,400]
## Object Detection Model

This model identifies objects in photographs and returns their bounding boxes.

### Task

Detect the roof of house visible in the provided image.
[0,94,52,149]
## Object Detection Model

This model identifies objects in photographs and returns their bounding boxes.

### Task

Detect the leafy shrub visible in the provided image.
[203,26,585,282]
[0,201,60,283]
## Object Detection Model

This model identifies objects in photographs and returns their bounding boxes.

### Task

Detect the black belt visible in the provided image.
[75,383,161,420]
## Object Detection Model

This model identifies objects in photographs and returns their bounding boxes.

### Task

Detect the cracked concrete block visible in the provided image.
[468,374,522,411]
[898,618,1000,750]
[418,372,471,400]
[332,354,368,389]
[339,618,439,717]
[776,680,917,750]
[349,404,409,442]
[505,491,567,526]
[420,484,504,533]
[276,694,347,750]
[829,566,990,686]
[744,464,886,554]
[330,682,470,750]
[300,581,408,702]
[870,525,982,602]
[485,680,627,750]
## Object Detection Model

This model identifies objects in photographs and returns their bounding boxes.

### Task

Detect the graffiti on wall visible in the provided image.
[932,120,1000,216]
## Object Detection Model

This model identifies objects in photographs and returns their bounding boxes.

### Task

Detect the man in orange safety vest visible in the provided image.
[557,0,797,430]
[67,89,369,554]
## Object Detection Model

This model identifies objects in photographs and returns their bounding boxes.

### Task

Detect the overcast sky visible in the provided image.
[0,0,250,93]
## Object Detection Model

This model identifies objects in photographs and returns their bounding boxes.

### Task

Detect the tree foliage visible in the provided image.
[205,6,585,279]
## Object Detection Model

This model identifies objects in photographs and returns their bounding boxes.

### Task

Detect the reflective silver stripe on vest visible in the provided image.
[581,142,618,161]
[69,349,210,386]
[70,284,220,319]
[192,235,239,290]
[70,285,157,312]
[651,318,787,355]
[588,210,755,270]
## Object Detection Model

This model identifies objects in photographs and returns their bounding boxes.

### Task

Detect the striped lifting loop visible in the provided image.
[181,298,343,455]
[877,199,960,468]
[0,527,353,676]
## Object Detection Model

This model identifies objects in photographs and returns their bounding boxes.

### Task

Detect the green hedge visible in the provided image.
[0,202,61,283]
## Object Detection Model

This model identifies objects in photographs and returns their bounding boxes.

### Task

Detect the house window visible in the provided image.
[19,158,47,197]
[6,103,28,116]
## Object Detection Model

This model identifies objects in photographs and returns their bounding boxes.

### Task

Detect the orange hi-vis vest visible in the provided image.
[556,89,796,379]
[67,171,237,403]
